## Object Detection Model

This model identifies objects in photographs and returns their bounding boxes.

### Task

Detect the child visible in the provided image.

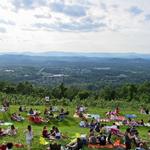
[24,125,33,150]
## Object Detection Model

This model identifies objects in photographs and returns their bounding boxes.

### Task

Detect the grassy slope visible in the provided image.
[0,105,150,150]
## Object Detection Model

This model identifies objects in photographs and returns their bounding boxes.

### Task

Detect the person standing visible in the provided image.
[24,125,33,150]
[125,128,135,150]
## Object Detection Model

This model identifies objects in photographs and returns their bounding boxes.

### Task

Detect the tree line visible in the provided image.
[0,81,150,103]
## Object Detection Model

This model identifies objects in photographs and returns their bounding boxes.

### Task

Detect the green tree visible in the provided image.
[78,90,90,100]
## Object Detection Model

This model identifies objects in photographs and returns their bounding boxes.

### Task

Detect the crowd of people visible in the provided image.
[0,99,150,150]
[74,105,150,150]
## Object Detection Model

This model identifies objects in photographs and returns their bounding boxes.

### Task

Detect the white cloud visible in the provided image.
[0,0,150,53]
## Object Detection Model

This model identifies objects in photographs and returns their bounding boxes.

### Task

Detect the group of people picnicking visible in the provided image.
[9,105,69,124]
[75,105,150,150]
[0,99,150,150]
[42,126,64,140]
[0,125,32,150]
[0,125,17,136]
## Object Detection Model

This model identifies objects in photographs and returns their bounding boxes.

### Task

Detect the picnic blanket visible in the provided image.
[125,114,137,118]
[88,143,125,149]
[0,122,13,126]
[0,143,24,149]
[110,115,125,121]
[74,113,100,120]
[115,122,123,126]
[88,144,114,149]
[144,123,150,127]
[86,114,100,119]
[100,118,110,122]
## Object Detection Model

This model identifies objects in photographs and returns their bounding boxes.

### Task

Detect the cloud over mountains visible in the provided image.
[0,0,150,53]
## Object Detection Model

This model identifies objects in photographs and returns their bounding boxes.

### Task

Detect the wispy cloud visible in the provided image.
[33,15,107,32]
[128,6,143,16]
[50,2,87,17]
[34,14,51,19]
[12,0,46,10]
[0,19,15,25]
[0,27,6,33]
[145,14,150,21]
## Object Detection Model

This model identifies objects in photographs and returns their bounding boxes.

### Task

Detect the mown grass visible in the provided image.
[0,105,150,150]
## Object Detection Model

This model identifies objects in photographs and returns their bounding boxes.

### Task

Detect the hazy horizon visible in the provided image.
[0,0,150,53]
[1,51,150,55]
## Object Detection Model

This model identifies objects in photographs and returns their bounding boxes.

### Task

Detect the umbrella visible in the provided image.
[125,114,137,118]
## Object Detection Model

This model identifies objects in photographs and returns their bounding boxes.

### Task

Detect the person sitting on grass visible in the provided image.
[76,105,86,117]
[88,131,97,144]
[18,113,24,121]
[97,133,107,145]
[7,125,17,136]
[44,108,49,116]
[140,106,145,114]
[49,130,56,140]
[50,126,56,136]
[79,105,86,114]
[6,142,13,150]
[49,126,65,140]
[66,138,83,150]
[57,108,69,120]
[2,98,10,111]
[139,119,144,126]
[55,127,61,139]
[32,114,44,123]
[44,108,54,120]
[19,106,27,112]
[106,110,111,117]
[135,142,146,150]
[49,142,61,150]
[28,108,34,115]
[19,106,23,112]
[90,118,97,130]
[11,113,24,122]
[11,113,18,121]
[42,126,50,139]
[0,106,7,112]
[95,122,100,132]
[134,132,140,145]
[0,127,7,136]
[49,111,54,119]
[49,126,58,140]
[134,132,148,149]
[79,119,89,128]
[111,123,118,129]
[115,106,120,114]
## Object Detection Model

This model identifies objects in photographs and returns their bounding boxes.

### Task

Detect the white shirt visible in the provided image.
[111,125,117,129]
[26,130,33,140]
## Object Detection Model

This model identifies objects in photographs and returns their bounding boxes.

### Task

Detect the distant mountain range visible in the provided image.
[0,51,150,59]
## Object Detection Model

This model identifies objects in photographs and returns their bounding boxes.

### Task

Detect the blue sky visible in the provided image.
[0,0,150,53]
